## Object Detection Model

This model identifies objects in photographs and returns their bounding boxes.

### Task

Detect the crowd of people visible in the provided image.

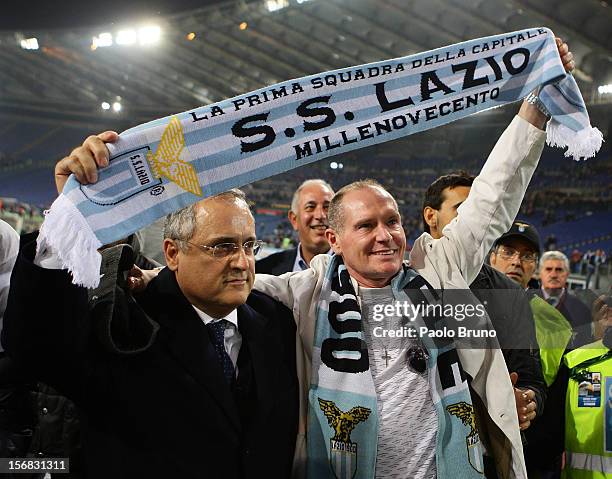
[0,201,43,222]
[247,152,609,246]
[1,38,611,479]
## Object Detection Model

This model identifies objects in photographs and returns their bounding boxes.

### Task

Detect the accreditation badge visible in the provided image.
[605,377,612,452]
[578,371,601,407]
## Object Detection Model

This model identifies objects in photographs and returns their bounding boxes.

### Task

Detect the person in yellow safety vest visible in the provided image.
[563,294,612,478]
[531,293,573,387]
[523,294,574,479]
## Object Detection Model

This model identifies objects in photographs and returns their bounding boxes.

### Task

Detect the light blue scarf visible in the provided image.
[39,27,602,288]
[308,255,485,479]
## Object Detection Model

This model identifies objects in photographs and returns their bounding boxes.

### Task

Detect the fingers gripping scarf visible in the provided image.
[39,27,602,288]
[307,255,484,479]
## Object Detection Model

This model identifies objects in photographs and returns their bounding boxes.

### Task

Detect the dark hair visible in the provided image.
[422,171,475,233]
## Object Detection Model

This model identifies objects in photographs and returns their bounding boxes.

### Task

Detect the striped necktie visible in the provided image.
[207,320,235,385]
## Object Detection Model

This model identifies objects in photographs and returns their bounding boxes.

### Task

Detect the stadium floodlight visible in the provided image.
[92,32,113,49]
[330,162,338,169]
[116,29,137,46]
[239,22,248,30]
[186,32,196,41]
[138,26,161,46]
[101,102,111,110]
[112,102,122,112]
[598,84,612,95]
[20,38,39,50]
[338,163,344,169]
[266,0,288,12]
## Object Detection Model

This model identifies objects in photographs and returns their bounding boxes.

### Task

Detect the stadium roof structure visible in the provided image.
[0,0,611,127]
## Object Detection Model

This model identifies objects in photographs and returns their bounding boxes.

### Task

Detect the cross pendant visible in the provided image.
[382,348,391,368]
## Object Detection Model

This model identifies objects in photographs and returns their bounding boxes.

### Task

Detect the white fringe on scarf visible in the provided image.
[547,121,604,161]
[38,194,102,289]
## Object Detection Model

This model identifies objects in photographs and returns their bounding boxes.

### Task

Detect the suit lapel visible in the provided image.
[144,269,241,432]
[275,248,298,274]
[287,247,299,273]
[238,304,276,420]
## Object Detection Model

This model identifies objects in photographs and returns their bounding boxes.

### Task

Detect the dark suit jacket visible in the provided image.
[3,240,298,479]
[255,248,298,275]
[534,289,593,348]
[470,264,546,414]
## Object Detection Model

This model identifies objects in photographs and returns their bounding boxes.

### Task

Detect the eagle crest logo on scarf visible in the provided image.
[147,116,202,196]
[447,402,484,473]
[319,398,371,479]
[79,116,201,206]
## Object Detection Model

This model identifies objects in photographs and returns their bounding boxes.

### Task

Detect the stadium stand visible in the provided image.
[1,3,612,478]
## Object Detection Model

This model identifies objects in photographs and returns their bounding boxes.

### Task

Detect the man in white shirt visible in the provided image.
[253,58,574,475]
[257,179,334,274]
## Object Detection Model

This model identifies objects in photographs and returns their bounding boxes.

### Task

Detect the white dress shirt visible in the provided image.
[192,306,242,370]
[292,243,333,272]
[541,287,565,307]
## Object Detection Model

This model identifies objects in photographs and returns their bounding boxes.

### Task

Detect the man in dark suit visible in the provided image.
[2,189,299,479]
[536,250,593,348]
[422,174,545,425]
[256,179,333,274]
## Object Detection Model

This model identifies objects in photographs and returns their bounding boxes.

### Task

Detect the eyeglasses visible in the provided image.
[496,246,538,263]
[181,240,263,258]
